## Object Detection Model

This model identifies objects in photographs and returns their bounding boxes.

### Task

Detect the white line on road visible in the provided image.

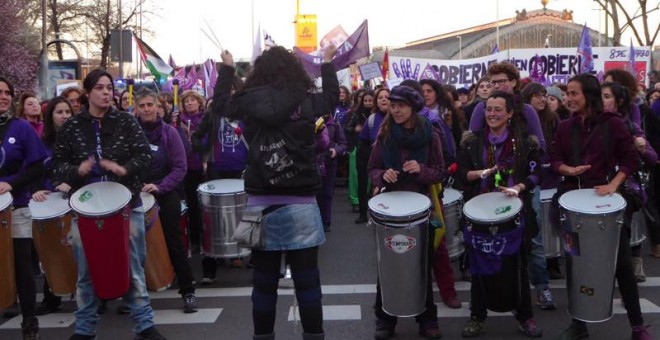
[288,305,362,321]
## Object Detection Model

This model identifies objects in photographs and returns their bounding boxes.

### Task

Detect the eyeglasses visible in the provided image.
[490,79,511,86]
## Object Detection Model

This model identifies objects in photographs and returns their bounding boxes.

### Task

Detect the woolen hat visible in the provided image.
[388,85,425,112]
[546,86,564,102]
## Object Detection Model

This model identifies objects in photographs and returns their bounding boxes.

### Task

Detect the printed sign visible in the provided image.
[385,234,417,254]
[358,62,384,81]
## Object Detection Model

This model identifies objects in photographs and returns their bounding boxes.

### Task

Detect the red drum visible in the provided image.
[180,200,191,258]
[141,192,174,292]
[29,192,77,296]
[70,182,132,299]
[0,193,15,309]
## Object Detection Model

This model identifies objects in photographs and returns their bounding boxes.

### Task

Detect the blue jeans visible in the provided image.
[71,210,155,336]
[529,188,550,289]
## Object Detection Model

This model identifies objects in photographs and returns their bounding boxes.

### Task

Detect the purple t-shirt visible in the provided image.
[469,102,546,151]
[0,119,48,207]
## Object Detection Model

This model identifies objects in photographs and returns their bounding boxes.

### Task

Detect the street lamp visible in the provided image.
[457,35,462,60]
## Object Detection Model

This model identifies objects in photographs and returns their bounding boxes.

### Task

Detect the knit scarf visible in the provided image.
[381,117,432,171]
[484,129,515,191]
[0,111,12,126]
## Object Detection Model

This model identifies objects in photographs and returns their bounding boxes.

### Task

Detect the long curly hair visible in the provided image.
[239,46,314,99]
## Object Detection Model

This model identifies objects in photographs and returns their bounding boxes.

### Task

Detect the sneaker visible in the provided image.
[182,293,198,313]
[374,320,395,340]
[35,301,62,316]
[135,326,166,340]
[557,321,589,340]
[355,214,367,224]
[632,324,652,340]
[200,277,215,286]
[518,318,542,338]
[68,334,96,340]
[443,297,462,309]
[21,316,40,340]
[536,288,557,310]
[461,316,485,338]
[117,303,130,315]
[419,326,442,339]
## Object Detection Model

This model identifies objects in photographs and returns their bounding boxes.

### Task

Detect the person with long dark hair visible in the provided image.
[368,85,444,340]
[31,97,73,316]
[0,76,48,340]
[227,45,338,340]
[51,69,164,340]
[458,91,542,338]
[551,74,651,340]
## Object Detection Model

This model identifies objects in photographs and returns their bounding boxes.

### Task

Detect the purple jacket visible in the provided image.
[142,120,187,194]
[549,112,640,188]
[179,111,205,170]
[359,110,386,145]
[469,101,546,151]
[368,127,445,194]
[324,115,348,160]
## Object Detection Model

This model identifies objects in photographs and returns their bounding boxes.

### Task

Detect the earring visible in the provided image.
[507,118,511,126]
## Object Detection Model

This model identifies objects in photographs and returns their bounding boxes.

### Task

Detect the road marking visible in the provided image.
[154,308,223,324]
[0,313,75,329]
[287,305,362,321]
[435,299,660,318]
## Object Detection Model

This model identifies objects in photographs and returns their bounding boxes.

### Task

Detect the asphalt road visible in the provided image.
[2,186,660,340]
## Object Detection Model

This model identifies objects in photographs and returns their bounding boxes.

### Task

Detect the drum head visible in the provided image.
[558,189,626,214]
[140,192,156,212]
[29,192,71,220]
[0,192,12,211]
[540,188,557,202]
[442,188,463,206]
[70,182,132,217]
[463,192,522,223]
[197,179,244,195]
[369,191,431,218]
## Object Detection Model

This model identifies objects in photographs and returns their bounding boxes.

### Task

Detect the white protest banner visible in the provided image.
[358,62,383,81]
[387,46,652,88]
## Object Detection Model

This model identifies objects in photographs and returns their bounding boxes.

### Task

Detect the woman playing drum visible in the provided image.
[31,96,73,316]
[368,85,444,340]
[550,74,652,340]
[457,91,543,338]
[50,69,165,340]
[136,90,197,313]
[0,76,48,339]
[227,45,338,340]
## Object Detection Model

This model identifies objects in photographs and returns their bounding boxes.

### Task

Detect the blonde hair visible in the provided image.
[180,90,204,113]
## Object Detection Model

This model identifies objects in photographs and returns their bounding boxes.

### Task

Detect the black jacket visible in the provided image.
[51,108,152,196]
[230,63,338,195]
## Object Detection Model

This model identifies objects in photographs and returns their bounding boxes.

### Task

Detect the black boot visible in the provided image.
[253,334,275,340]
[21,316,40,340]
[303,333,325,339]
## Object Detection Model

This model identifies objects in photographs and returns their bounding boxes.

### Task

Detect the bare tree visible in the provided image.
[594,0,660,46]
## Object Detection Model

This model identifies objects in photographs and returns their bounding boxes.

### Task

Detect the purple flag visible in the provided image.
[162,67,187,93]
[491,44,499,55]
[577,24,594,74]
[209,59,218,91]
[293,20,370,78]
[168,54,177,69]
[627,40,636,76]
[183,64,198,91]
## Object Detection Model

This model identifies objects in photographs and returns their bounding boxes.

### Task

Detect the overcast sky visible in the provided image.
[142,0,654,66]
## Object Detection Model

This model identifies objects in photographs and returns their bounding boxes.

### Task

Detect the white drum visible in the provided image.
[369,191,431,317]
[559,189,626,322]
[463,192,523,225]
[441,188,464,258]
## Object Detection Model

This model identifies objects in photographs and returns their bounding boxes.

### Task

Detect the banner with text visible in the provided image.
[388,46,652,88]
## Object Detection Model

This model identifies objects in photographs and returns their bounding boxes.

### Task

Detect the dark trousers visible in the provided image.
[317,161,338,226]
[251,247,323,336]
[469,241,533,322]
[616,213,644,327]
[156,190,195,295]
[374,227,438,328]
[184,169,204,247]
[14,238,37,318]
